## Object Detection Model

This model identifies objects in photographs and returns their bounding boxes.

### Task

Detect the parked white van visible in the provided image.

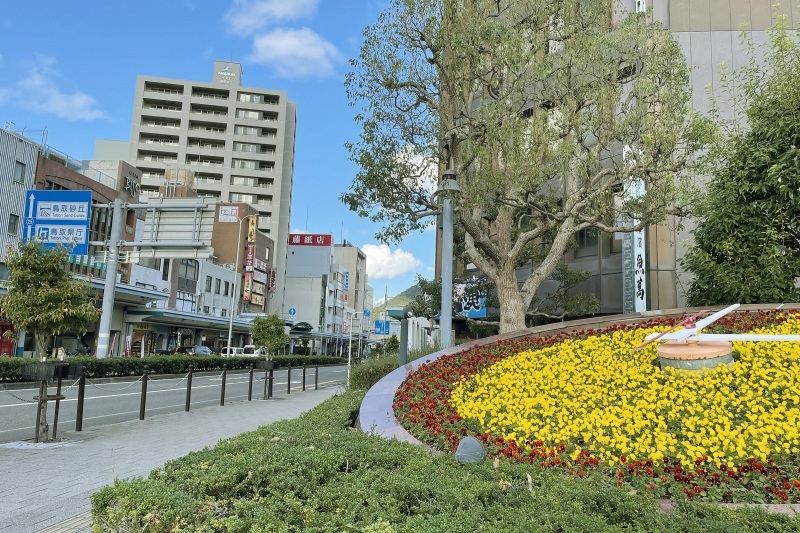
[242,345,266,357]
[220,347,243,358]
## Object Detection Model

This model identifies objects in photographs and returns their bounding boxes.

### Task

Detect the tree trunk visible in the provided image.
[36,382,49,442]
[34,332,50,441]
[496,261,528,334]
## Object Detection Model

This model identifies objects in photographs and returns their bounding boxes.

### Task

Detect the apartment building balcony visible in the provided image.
[138,150,179,164]
[190,104,228,118]
[188,121,227,137]
[140,116,181,131]
[139,134,180,148]
[187,156,224,168]
[191,88,230,101]
[142,98,183,113]
[144,82,184,96]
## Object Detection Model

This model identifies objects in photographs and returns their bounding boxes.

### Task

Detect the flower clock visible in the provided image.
[394,310,800,503]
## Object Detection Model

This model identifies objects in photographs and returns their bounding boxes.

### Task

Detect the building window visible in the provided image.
[139,257,161,270]
[162,259,170,281]
[13,161,25,182]
[7,214,19,235]
[203,306,210,314]
[176,291,196,312]
[178,259,198,281]
[221,309,228,317]
[575,229,599,258]
[205,276,212,292]
[224,281,230,296]
[215,278,221,294]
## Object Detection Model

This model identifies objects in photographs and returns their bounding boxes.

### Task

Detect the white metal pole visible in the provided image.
[226,216,249,353]
[97,198,124,359]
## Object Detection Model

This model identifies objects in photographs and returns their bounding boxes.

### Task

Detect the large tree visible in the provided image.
[682,18,800,306]
[344,0,710,332]
[1,240,100,359]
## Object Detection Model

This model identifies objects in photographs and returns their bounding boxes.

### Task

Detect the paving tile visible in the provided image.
[0,387,342,533]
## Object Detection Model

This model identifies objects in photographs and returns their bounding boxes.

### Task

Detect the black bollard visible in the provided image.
[76,375,85,432]
[185,366,193,412]
[139,372,148,420]
[248,365,254,401]
[220,365,227,406]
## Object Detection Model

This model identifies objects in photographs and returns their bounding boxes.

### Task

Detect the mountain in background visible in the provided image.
[372,284,421,316]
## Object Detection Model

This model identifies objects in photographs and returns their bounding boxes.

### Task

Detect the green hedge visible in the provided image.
[91,391,800,532]
[0,355,345,382]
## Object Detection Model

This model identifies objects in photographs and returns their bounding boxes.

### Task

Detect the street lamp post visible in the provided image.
[437,169,460,350]
[346,310,362,387]
[226,214,256,353]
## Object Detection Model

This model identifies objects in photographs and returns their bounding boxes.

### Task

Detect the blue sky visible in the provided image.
[0,0,435,302]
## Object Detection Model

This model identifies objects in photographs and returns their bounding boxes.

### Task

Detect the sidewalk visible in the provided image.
[0,387,343,533]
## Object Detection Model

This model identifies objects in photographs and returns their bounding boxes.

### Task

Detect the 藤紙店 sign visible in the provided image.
[24,190,92,255]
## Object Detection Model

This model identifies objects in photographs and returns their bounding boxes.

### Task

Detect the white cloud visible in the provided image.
[0,55,104,120]
[362,244,422,280]
[224,0,319,35]
[246,27,341,78]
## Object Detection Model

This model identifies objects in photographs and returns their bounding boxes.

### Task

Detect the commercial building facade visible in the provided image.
[96,60,296,315]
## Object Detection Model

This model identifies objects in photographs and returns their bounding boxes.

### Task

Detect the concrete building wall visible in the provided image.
[0,129,39,269]
[96,61,296,317]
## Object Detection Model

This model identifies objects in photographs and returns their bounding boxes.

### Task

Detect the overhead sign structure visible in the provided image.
[24,190,92,255]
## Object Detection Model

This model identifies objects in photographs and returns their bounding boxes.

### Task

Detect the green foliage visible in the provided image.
[0,355,344,381]
[683,19,800,306]
[91,391,800,531]
[344,0,710,332]
[384,334,400,353]
[349,355,401,391]
[250,313,289,355]
[0,241,100,358]
[0,358,24,382]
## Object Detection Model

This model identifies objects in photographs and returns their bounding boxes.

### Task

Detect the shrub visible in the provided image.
[91,391,800,531]
[0,355,345,382]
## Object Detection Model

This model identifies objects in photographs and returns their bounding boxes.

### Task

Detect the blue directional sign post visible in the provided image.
[288,307,297,316]
[24,190,92,255]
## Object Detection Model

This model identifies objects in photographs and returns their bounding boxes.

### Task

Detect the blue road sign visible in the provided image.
[288,307,296,316]
[24,190,92,255]
[374,320,390,335]
[363,309,371,318]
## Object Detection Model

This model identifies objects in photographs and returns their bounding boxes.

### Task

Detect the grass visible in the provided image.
[91,390,800,532]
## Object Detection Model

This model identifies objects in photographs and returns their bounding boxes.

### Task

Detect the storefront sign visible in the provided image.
[219,205,239,222]
[242,272,253,301]
[254,257,268,272]
[253,269,268,284]
[251,293,265,306]
[288,233,332,246]
[247,217,257,243]
[269,269,276,292]
[252,281,265,295]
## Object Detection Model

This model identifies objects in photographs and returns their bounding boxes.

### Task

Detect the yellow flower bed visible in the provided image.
[450,316,800,470]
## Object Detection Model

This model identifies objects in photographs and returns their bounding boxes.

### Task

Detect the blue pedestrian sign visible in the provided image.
[363,309,371,318]
[24,190,92,255]
[288,308,296,316]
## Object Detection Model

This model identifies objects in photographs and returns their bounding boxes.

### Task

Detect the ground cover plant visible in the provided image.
[394,310,800,504]
[91,390,800,531]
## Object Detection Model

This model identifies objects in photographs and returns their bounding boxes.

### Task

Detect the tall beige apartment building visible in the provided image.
[96,61,296,310]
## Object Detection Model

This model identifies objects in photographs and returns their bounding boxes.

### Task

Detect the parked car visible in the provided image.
[242,345,266,357]
[174,345,214,356]
[220,346,244,358]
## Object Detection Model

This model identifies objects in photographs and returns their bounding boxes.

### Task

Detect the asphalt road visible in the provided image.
[0,364,348,443]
